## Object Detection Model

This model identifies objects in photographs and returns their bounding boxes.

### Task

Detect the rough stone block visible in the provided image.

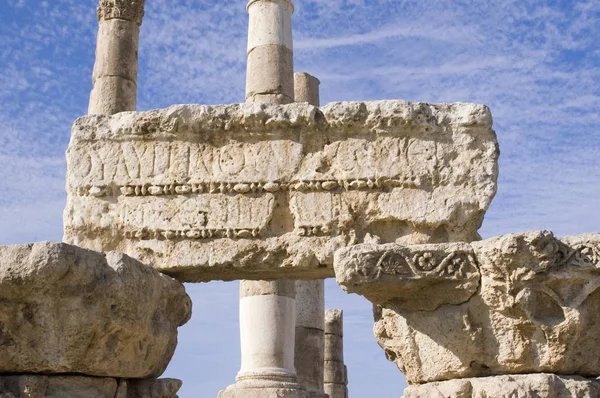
[64,101,498,282]
[0,242,191,378]
[0,376,181,398]
[402,374,600,398]
[335,242,479,311]
[335,231,600,383]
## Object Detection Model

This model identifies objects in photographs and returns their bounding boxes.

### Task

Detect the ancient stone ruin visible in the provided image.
[1,0,597,397]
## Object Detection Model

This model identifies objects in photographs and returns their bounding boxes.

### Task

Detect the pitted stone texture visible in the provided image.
[0,242,191,378]
[126,378,182,398]
[402,374,600,398]
[351,231,600,383]
[0,376,181,398]
[334,242,479,311]
[294,73,320,107]
[64,101,498,282]
[98,0,145,25]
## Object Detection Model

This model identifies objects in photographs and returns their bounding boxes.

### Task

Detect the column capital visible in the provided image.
[98,0,145,26]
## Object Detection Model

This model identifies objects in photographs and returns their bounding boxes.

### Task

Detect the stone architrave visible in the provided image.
[0,242,191,378]
[334,231,600,384]
[89,0,145,115]
[64,100,499,282]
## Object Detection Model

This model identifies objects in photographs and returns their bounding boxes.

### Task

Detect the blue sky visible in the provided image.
[1,0,599,397]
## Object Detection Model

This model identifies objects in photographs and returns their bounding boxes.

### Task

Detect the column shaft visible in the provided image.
[293,72,326,398]
[245,0,294,104]
[220,2,302,397]
[324,310,348,398]
[89,0,144,115]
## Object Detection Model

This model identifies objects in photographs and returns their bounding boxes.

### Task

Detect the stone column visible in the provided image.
[295,281,326,398]
[324,310,348,398]
[294,72,320,106]
[245,0,294,104]
[88,0,144,115]
[219,1,303,397]
[293,72,326,398]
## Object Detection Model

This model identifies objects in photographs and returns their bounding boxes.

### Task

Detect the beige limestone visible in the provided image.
[246,0,294,104]
[334,231,600,384]
[402,374,600,398]
[0,242,191,378]
[89,0,144,115]
[293,72,327,398]
[324,310,347,398]
[294,73,320,106]
[295,280,326,397]
[64,101,498,282]
[224,5,302,396]
[334,242,479,311]
[0,376,181,398]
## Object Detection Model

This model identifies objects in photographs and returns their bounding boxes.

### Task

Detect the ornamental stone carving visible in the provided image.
[64,101,499,282]
[98,0,145,25]
[334,231,600,384]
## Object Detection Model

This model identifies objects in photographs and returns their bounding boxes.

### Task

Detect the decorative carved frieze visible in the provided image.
[64,101,498,281]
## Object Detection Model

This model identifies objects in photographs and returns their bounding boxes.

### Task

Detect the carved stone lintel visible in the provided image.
[334,242,480,311]
[98,0,145,25]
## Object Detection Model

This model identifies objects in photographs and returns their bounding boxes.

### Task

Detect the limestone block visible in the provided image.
[126,378,182,398]
[64,101,498,282]
[247,0,294,52]
[246,45,294,103]
[93,19,139,82]
[325,309,344,337]
[89,76,137,115]
[335,231,600,383]
[0,376,181,398]
[295,327,325,392]
[296,280,324,329]
[324,383,348,398]
[0,242,191,378]
[402,374,600,398]
[335,242,479,311]
[294,73,320,106]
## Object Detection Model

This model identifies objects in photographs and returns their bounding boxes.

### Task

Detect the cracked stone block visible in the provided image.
[334,231,600,383]
[64,101,498,282]
[0,242,191,378]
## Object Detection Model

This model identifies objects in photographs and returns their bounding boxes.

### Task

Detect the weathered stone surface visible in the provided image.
[0,376,181,398]
[324,309,347,398]
[0,242,191,378]
[98,0,145,25]
[64,101,498,282]
[334,242,480,311]
[335,231,600,383]
[126,378,182,398]
[402,374,600,398]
